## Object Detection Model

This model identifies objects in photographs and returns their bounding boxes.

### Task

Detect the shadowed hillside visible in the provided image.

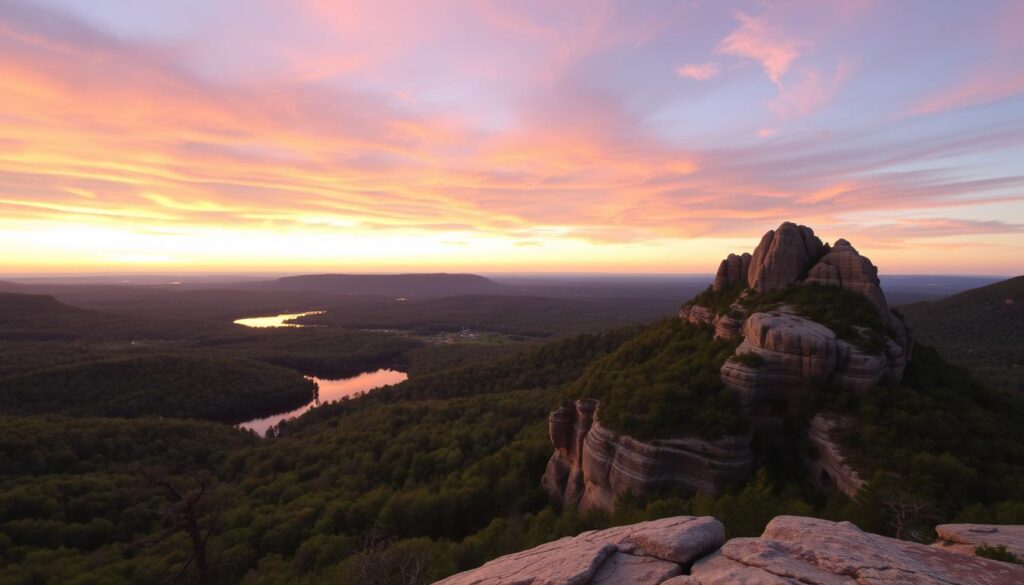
[900,276,1023,392]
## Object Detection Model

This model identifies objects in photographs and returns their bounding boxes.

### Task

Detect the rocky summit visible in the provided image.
[545,222,913,513]
[437,515,1024,585]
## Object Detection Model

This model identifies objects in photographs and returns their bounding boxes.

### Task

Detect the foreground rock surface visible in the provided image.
[439,516,1024,585]
[434,516,725,585]
[934,523,1024,560]
[693,516,1024,585]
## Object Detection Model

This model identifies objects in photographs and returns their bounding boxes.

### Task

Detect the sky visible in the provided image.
[0,0,1022,275]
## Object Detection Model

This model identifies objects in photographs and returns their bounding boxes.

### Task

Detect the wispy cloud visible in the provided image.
[716,10,807,86]
[677,62,719,80]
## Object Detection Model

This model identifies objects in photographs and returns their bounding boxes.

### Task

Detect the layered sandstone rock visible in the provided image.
[934,523,1024,560]
[438,516,1024,585]
[543,400,754,513]
[712,253,751,292]
[806,414,864,498]
[747,223,826,292]
[678,300,747,340]
[434,516,725,585]
[806,239,888,312]
[719,309,907,405]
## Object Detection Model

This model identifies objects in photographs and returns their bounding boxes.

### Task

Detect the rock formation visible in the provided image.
[747,222,826,292]
[934,523,1024,560]
[806,238,888,312]
[683,222,912,497]
[547,222,913,512]
[543,400,754,512]
[719,309,908,404]
[438,515,1024,585]
[712,253,750,291]
[805,414,864,498]
[435,516,725,585]
[678,298,748,339]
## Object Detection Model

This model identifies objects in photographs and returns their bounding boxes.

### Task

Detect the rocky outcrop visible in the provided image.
[678,300,747,340]
[439,516,1024,584]
[934,523,1024,560]
[691,516,1024,585]
[806,239,887,312]
[747,223,826,292]
[434,516,725,585]
[712,253,751,292]
[543,400,754,513]
[720,309,907,405]
[806,414,864,497]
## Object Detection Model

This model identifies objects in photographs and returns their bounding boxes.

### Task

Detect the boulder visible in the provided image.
[712,253,751,292]
[805,239,888,312]
[691,516,1024,585]
[543,400,754,513]
[747,223,825,292]
[434,516,725,585]
[934,523,1024,560]
[720,310,905,406]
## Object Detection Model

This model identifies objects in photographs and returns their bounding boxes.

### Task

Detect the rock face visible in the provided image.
[543,400,754,513]
[439,516,1024,585]
[805,415,864,498]
[720,309,908,404]
[679,296,748,340]
[712,253,751,292]
[690,516,1024,585]
[934,523,1024,560]
[806,239,887,312]
[434,516,725,585]
[747,222,826,292]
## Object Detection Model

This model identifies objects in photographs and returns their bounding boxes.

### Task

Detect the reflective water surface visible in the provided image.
[238,368,408,436]
[233,311,324,328]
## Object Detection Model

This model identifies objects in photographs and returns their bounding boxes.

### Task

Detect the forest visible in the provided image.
[0,279,1022,584]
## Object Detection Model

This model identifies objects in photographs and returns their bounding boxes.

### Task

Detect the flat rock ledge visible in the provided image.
[934,523,1024,560]
[436,516,1024,585]
[434,516,725,585]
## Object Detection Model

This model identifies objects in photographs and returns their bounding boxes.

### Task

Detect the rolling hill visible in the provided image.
[899,275,1023,392]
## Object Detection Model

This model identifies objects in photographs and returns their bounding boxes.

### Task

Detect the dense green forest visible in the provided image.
[566,319,744,438]
[2,316,1023,584]
[0,354,315,422]
[900,275,1023,392]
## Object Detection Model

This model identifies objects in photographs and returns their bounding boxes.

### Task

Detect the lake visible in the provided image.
[233,311,324,328]
[238,368,408,436]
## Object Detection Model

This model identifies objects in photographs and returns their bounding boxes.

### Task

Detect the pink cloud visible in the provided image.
[677,62,719,80]
[716,11,808,86]
[910,70,1024,116]
[771,61,854,118]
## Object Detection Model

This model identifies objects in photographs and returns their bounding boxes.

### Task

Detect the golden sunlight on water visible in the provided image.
[233,311,324,328]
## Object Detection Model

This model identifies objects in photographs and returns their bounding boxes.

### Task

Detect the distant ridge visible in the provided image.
[249,273,509,297]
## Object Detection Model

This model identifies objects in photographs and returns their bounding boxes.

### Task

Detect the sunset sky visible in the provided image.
[1,0,1022,275]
